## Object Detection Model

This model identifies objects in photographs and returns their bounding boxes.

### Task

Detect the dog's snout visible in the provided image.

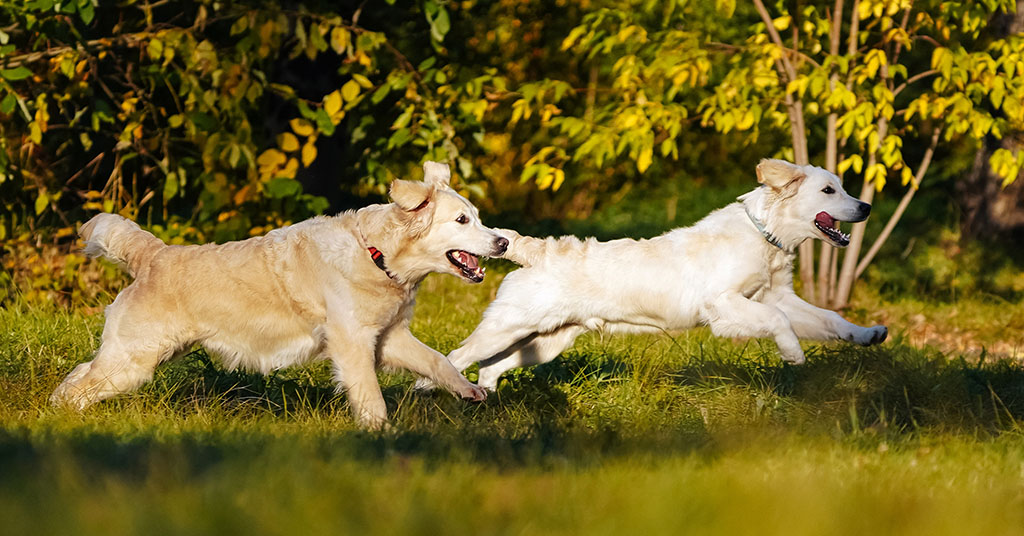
[493,236,509,255]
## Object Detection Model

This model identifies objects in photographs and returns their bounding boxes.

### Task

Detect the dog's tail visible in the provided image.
[80,213,165,277]
[495,228,548,268]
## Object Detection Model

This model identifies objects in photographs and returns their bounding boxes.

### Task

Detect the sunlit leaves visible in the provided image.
[693,0,1022,192]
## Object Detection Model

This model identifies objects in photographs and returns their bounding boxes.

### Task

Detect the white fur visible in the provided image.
[424,159,888,391]
[52,161,509,428]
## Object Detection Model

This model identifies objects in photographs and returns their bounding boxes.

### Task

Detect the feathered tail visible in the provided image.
[79,213,165,277]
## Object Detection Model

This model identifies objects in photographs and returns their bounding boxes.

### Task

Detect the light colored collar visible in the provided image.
[744,204,786,251]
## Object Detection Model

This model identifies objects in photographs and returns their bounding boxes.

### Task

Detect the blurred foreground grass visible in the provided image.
[2,269,1023,535]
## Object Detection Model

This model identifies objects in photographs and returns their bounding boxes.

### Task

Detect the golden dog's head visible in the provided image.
[387,162,507,282]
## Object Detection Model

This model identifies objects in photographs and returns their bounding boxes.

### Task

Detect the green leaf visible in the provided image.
[163,172,178,200]
[79,0,94,24]
[266,177,302,198]
[314,109,335,136]
[34,191,48,215]
[0,92,16,114]
[1,67,32,81]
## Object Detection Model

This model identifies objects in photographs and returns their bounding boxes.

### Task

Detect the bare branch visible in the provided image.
[855,128,941,279]
[893,69,938,98]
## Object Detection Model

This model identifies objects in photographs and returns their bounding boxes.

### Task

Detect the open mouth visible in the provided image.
[815,212,851,247]
[446,250,485,282]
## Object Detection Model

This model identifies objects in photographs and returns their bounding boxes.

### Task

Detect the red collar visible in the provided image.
[367,246,395,279]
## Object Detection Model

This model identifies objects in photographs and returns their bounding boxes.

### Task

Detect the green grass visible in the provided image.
[2,270,1024,535]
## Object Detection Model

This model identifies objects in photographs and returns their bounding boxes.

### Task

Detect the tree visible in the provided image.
[0,0,508,241]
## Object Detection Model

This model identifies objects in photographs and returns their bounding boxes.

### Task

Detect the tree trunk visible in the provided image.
[816,0,846,306]
[833,117,886,309]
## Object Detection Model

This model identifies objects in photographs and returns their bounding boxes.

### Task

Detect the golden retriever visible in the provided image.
[52,161,508,428]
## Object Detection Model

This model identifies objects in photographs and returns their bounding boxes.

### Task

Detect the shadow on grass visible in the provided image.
[668,341,1024,435]
[10,341,1021,481]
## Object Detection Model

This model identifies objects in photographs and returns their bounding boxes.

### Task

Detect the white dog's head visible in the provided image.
[385,161,508,282]
[748,159,871,248]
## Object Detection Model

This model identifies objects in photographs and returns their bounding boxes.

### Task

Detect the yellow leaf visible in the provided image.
[290,118,314,137]
[330,27,349,54]
[901,166,914,187]
[552,168,565,191]
[277,132,299,152]
[637,146,653,173]
[324,90,342,117]
[536,168,554,189]
[772,16,791,30]
[233,184,251,206]
[301,140,317,167]
[341,79,360,102]
[257,148,286,168]
[736,109,754,130]
[29,121,42,144]
[353,73,372,88]
[281,157,299,178]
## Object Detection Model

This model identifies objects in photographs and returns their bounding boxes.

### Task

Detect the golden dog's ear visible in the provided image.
[756,159,805,191]
[389,179,433,212]
[422,161,451,189]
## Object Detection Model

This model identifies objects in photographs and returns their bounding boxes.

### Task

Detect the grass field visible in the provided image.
[2,268,1023,535]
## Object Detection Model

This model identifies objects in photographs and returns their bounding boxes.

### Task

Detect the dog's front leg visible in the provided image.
[379,325,487,402]
[768,291,888,346]
[706,293,806,364]
[326,325,388,430]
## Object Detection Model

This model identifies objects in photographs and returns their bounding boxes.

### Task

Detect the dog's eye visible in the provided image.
[456,214,469,224]
[822,186,835,194]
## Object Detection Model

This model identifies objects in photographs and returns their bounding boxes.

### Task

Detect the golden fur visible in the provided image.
[51,162,508,428]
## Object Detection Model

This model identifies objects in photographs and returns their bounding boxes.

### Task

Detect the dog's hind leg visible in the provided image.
[52,289,184,410]
[705,293,806,364]
[476,324,585,390]
[51,330,178,410]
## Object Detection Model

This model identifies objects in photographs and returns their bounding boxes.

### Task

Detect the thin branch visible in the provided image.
[854,128,941,279]
[893,69,938,97]
[705,41,822,68]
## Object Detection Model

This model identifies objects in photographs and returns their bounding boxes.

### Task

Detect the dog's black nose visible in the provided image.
[493,236,509,255]
[858,201,872,219]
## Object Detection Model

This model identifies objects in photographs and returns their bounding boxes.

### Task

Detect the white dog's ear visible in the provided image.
[422,161,451,189]
[389,179,433,212]
[756,159,805,191]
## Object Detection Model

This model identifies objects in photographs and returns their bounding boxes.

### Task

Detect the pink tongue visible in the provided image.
[459,251,479,269]
[815,212,835,227]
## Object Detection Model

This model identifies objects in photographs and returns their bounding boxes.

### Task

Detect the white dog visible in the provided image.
[423,159,888,391]
[51,161,508,428]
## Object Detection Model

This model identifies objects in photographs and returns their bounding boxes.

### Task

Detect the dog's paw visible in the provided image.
[459,383,488,403]
[412,377,438,392]
[853,325,888,346]
[781,353,807,365]
[865,325,888,346]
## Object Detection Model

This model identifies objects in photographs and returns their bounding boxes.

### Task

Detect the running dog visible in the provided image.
[425,158,888,390]
[52,161,508,428]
